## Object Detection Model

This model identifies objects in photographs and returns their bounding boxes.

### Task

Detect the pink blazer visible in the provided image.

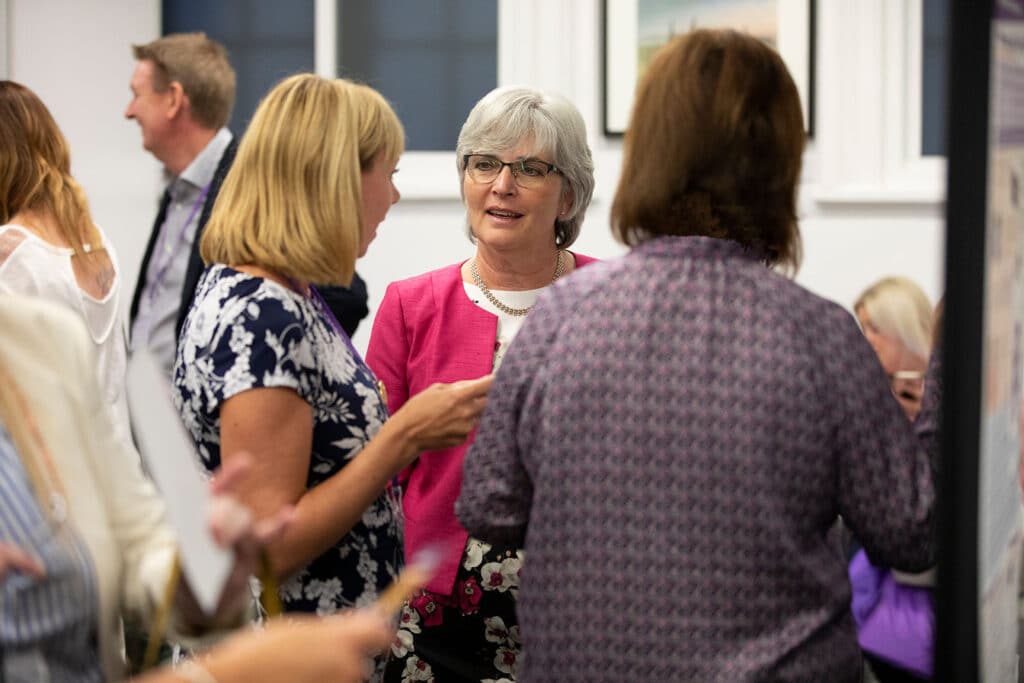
[366,254,596,593]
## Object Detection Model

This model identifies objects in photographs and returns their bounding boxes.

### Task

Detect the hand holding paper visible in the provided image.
[174,455,294,629]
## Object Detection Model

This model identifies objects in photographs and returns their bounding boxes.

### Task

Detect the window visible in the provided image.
[162,0,496,153]
[921,0,948,156]
[335,0,497,151]
[163,0,315,134]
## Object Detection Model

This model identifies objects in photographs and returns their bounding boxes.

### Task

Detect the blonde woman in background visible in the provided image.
[854,277,934,421]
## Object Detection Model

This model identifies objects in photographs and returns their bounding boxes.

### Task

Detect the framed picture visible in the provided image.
[603,0,815,136]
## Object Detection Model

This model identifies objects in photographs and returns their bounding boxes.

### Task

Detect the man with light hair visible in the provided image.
[126,32,237,376]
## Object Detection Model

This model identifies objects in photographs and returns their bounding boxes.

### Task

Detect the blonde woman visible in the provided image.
[0,81,131,435]
[172,74,491,644]
[854,277,934,420]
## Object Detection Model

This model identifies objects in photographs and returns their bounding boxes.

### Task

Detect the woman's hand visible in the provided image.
[212,377,491,579]
[0,541,45,580]
[137,610,394,683]
[175,454,294,630]
[392,375,494,456]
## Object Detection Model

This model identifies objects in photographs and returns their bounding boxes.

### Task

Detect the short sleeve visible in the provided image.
[174,270,319,471]
[206,295,312,405]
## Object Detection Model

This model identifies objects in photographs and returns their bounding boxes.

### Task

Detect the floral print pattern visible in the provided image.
[385,538,523,682]
[173,265,402,620]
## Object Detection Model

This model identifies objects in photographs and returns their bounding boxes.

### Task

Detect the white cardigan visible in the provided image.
[1,295,177,681]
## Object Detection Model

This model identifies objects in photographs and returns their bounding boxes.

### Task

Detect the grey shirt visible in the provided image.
[131,128,232,376]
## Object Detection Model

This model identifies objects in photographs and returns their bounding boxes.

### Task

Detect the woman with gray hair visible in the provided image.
[366,85,596,681]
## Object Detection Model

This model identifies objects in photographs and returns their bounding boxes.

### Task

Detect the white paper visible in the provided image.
[126,350,233,615]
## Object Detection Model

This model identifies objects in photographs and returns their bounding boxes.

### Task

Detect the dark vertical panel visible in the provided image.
[922,0,950,156]
[934,1,989,680]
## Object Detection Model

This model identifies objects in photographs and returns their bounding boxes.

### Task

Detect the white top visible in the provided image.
[132,127,233,376]
[463,282,544,370]
[0,223,131,436]
[1,295,177,681]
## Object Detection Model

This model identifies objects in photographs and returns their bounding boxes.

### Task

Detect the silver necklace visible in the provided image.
[470,251,565,317]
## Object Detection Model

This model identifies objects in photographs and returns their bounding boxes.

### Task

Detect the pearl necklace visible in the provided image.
[470,251,566,317]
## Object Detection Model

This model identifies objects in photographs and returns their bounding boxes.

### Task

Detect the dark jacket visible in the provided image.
[130,137,371,345]
[129,137,238,339]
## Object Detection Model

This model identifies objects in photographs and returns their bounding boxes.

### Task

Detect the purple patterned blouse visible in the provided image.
[456,236,937,682]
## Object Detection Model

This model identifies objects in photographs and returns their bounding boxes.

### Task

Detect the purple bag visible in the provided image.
[849,549,934,678]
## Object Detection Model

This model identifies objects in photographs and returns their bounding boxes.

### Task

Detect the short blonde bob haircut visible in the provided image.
[855,276,934,361]
[201,74,404,286]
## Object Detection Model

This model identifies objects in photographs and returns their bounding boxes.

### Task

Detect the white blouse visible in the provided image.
[0,224,130,435]
[462,282,544,370]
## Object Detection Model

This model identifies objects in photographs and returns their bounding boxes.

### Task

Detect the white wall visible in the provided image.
[3,0,946,358]
[5,0,162,297]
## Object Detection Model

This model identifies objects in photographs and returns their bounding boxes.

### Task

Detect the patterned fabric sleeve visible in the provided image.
[0,426,103,683]
[204,294,313,406]
[824,304,937,573]
[914,340,943,468]
[176,272,318,472]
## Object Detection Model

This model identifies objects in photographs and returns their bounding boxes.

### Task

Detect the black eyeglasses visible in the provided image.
[463,154,561,188]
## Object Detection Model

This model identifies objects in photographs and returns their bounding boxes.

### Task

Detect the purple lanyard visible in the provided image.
[146,181,212,299]
[309,283,390,408]
[310,285,400,497]
[309,285,351,347]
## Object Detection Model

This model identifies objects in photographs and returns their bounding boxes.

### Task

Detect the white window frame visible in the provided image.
[315,0,490,200]
[814,0,945,206]
[883,0,946,191]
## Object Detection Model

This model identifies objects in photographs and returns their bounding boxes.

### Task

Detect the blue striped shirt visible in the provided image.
[0,423,101,682]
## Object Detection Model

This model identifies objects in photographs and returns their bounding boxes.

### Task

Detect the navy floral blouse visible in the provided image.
[173,264,402,615]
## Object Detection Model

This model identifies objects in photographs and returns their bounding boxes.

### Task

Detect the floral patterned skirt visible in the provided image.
[384,538,523,682]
